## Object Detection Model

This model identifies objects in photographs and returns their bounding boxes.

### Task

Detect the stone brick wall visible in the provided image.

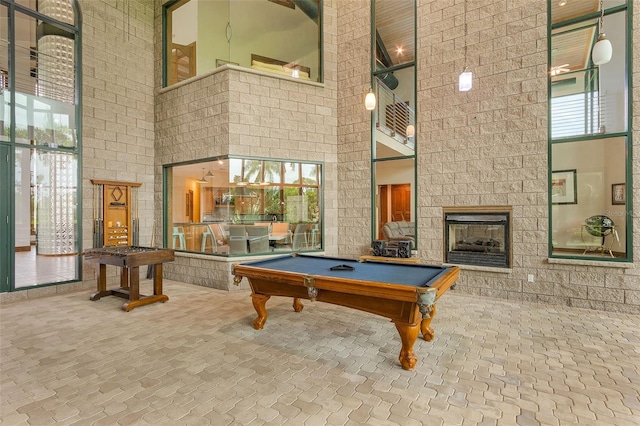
[417,0,550,300]
[336,0,639,313]
[13,0,636,312]
[154,0,338,290]
[80,0,156,286]
[336,0,373,258]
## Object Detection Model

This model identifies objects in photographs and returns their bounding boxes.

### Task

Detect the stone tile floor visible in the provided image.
[1,280,639,425]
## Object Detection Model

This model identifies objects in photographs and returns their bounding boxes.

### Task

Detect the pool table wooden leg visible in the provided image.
[394,321,420,370]
[251,294,271,330]
[420,303,437,341]
[292,297,304,312]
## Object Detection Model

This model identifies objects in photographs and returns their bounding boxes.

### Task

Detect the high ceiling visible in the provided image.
[375,0,602,78]
[550,0,599,75]
[375,0,415,67]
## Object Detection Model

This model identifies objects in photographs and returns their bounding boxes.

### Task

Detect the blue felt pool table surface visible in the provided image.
[240,254,450,288]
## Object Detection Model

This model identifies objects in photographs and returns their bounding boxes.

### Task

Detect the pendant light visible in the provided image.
[459,67,472,92]
[592,0,612,66]
[459,1,472,91]
[365,87,376,110]
[406,124,415,138]
[205,163,214,179]
[197,168,208,184]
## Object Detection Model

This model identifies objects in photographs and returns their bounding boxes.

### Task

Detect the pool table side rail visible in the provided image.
[232,264,459,304]
[246,275,424,325]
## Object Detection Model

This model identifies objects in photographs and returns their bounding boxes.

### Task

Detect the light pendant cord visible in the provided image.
[463,0,467,68]
[599,0,604,35]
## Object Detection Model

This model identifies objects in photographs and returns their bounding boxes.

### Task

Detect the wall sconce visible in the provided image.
[292,69,300,78]
[365,88,376,110]
[592,0,612,66]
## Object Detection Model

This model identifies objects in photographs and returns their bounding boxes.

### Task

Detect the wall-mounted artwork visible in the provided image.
[552,169,577,205]
[612,183,625,205]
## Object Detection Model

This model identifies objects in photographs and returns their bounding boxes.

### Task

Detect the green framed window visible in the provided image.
[548,0,632,261]
[370,0,417,247]
[163,0,323,86]
[164,156,323,256]
[0,0,82,292]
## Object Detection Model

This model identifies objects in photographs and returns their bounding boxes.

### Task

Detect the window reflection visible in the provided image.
[549,1,631,261]
[165,0,322,86]
[374,158,415,247]
[166,157,322,256]
[372,0,417,248]
[551,138,627,259]
[8,2,80,290]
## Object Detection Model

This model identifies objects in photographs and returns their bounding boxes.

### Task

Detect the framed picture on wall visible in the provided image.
[551,169,577,205]
[612,183,625,205]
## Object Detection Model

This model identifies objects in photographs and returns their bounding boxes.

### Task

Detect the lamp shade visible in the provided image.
[592,35,612,65]
[406,124,415,138]
[365,89,376,110]
[459,70,472,92]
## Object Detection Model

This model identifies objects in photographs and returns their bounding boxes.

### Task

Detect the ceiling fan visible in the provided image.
[549,63,570,76]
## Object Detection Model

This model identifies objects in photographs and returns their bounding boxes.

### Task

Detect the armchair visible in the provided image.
[246,225,270,254]
[382,221,415,248]
[292,223,311,251]
[228,225,248,255]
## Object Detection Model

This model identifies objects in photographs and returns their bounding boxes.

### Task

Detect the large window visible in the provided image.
[549,0,631,261]
[0,0,81,292]
[371,0,417,247]
[163,0,322,86]
[164,157,322,256]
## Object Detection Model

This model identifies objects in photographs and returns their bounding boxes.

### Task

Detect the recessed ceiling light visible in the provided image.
[559,0,567,6]
[396,47,403,55]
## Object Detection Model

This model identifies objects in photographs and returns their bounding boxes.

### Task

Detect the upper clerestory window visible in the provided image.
[163,0,323,87]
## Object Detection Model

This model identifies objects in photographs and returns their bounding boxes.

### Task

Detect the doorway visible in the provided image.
[377,183,411,239]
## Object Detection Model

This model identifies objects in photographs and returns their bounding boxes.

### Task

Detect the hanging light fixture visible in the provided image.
[197,168,208,184]
[205,163,214,179]
[406,124,415,138]
[592,0,612,66]
[459,1,472,91]
[365,87,376,110]
[459,67,472,92]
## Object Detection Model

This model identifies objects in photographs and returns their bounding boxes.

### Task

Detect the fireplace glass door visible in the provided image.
[445,213,510,268]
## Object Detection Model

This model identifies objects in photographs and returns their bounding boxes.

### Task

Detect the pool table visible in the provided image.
[232,254,459,370]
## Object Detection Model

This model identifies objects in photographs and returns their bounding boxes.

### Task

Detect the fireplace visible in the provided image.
[444,207,511,268]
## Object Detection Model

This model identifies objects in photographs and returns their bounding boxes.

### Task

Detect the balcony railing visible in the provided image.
[374,78,415,149]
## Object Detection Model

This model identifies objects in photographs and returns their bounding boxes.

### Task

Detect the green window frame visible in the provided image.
[548,0,632,262]
[163,156,323,257]
[0,0,83,292]
[369,0,418,248]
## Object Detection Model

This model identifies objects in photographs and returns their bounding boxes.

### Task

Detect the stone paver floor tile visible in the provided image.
[1,280,639,425]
